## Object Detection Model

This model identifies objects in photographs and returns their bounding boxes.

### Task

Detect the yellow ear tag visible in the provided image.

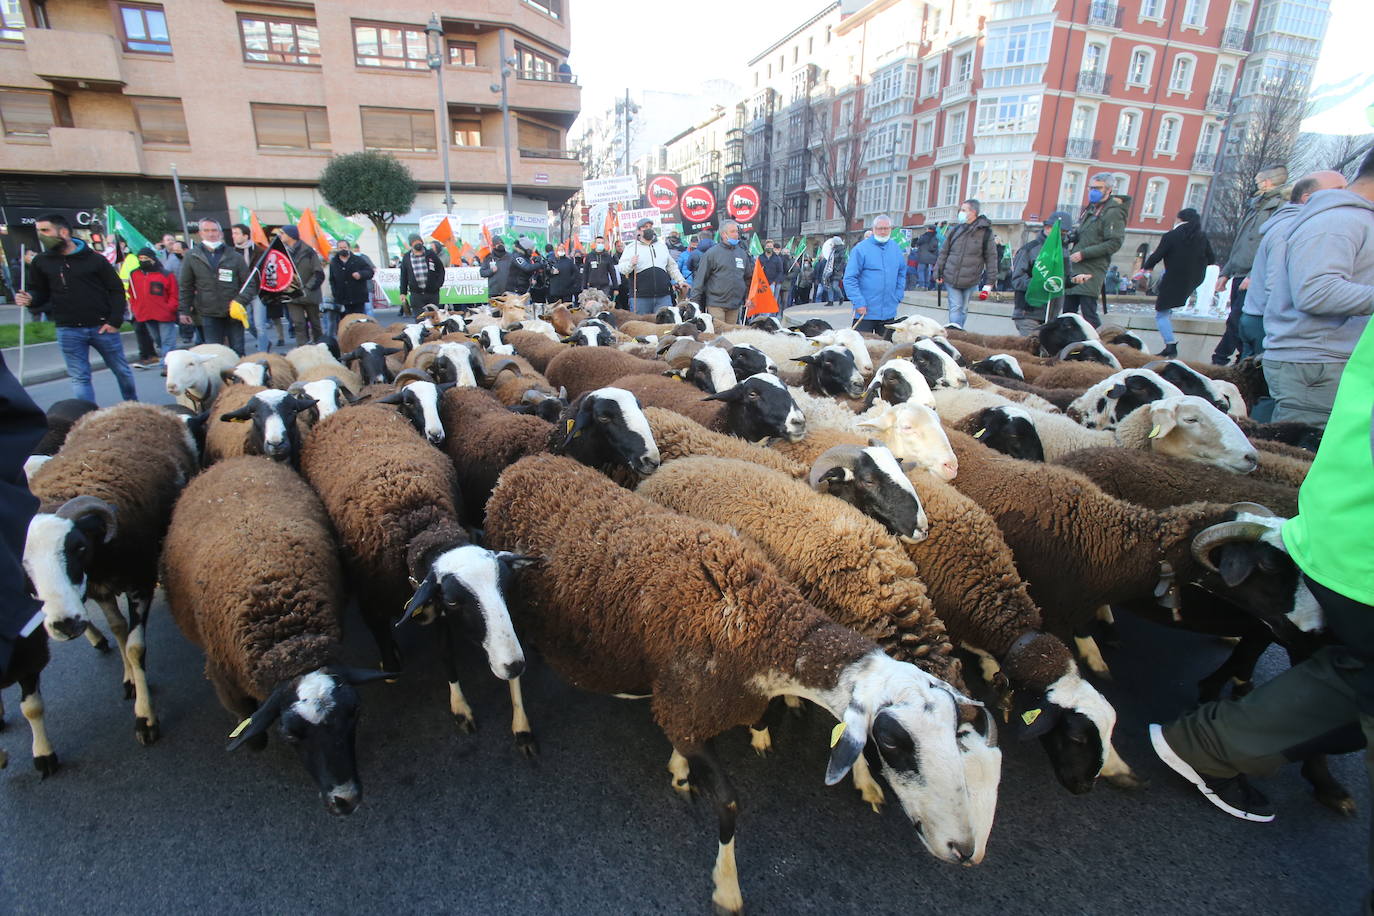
[411,602,427,618]
[1148,424,1161,439]
[228,717,252,739]
[811,339,823,348]
[565,419,575,434]
[1021,708,1042,726]
[830,722,847,747]
[974,428,986,438]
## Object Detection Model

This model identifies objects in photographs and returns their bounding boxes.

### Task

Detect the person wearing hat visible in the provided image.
[1009,211,1072,336]
[273,224,324,344]
[617,218,686,315]
[504,236,539,296]
[399,232,445,316]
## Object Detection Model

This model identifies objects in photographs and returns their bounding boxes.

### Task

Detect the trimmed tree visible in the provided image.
[107,191,176,241]
[318,151,418,263]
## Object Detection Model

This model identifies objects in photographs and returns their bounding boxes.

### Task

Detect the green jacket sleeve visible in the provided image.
[1078,208,1125,261]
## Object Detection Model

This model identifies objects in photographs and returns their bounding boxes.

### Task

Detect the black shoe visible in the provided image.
[1150,724,1275,822]
[1211,354,1231,366]
[1158,343,1178,358]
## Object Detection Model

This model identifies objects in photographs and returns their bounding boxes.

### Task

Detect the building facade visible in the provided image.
[0,0,581,258]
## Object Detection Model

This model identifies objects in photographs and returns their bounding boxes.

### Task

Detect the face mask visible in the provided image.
[138,259,155,270]
[956,211,969,224]
[594,243,604,251]
[203,238,222,249]
[337,250,350,258]
[724,237,739,246]
[874,232,890,243]
[1088,188,1105,204]
[412,242,424,251]
[38,233,64,251]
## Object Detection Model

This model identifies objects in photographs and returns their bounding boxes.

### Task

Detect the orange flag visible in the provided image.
[431,216,461,264]
[604,203,619,244]
[571,233,585,254]
[744,257,780,318]
[248,210,269,248]
[478,224,494,260]
[298,208,332,258]
[456,241,476,264]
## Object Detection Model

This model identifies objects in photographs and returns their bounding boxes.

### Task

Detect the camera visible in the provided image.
[1064,229,1079,245]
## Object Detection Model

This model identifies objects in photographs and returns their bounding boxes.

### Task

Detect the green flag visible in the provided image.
[282,202,303,224]
[237,205,253,226]
[105,206,154,253]
[1026,220,1066,308]
[316,204,363,243]
[792,237,806,257]
[895,228,910,251]
[748,233,764,257]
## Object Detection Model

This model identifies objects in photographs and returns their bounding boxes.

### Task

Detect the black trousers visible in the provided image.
[1062,293,1100,328]
[1212,277,1247,362]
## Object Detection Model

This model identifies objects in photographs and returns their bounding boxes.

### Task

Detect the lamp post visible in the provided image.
[490,31,515,217]
[425,13,454,214]
[170,163,191,238]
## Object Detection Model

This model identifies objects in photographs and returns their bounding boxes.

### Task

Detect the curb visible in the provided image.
[4,332,141,387]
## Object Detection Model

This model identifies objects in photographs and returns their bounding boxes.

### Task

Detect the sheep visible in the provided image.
[971,354,1025,381]
[1250,449,1312,488]
[160,456,392,814]
[863,358,935,409]
[289,377,353,425]
[947,328,1040,353]
[789,317,833,336]
[956,405,1045,461]
[288,343,364,392]
[1038,313,1100,355]
[562,323,616,347]
[613,372,806,442]
[164,343,239,410]
[545,347,668,399]
[811,328,875,373]
[229,352,297,389]
[610,406,803,485]
[807,446,1131,793]
[771,402,959,481]
[485,455,999,914]
[727,343,778,378]
[204,384,317,466]
[677,344,737,393]
[507,329,567,373]
[299,405,534,748]
[885,313,947,343]
[1144,359,1228,410]
[376,379,453,446]
[1211,379,1248,418]
[31,398,98,456]
[981,376,1082,411]
[716,327,815,384]
[1056,339,1122,369]
[485,354,560,408]
[1025,360,1118,389]
[656,334,704,368]
[796,344,865,398]
[1068,369,1185,429]
[1055,447,1300,517]
[879,339,969,389]
[24,403,199,753]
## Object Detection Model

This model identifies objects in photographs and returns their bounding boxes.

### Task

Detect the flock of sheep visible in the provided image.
[13,292,1329,914]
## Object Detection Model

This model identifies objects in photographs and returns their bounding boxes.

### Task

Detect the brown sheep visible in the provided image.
[203,384,266,464]
[440,387,554,523]
[617,319,666,339]
[230,351,297,388]
[947,328,1039,353]
[337,313,385,352]
[485,454,999,912]
[507,329,566,373]
[606,373,726,430]
[1026,361,1119,389]
[1055,446,1300,516]
[545,347,668,399]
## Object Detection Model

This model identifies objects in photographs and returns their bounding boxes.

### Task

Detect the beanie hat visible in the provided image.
[279,225,300,240]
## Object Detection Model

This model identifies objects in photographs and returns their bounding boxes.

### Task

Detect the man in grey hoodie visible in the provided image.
[1261,150,1374,426]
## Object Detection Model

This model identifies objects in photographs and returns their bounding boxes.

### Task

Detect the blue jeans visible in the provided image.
[321,307,339,339]
[1155,309,1176,344]
[146,319,179,355]
[631,294,674,316]
[1238,312,1265,359]
[818,282,841,305]
[56,326,138,404]
[915,263,934,289]
[944,284,975,329]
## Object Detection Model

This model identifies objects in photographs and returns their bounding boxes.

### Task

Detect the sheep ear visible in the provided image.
[496,551,539,572]
[1148,404,1179,439]
[220,406,253,422]
[340,349,361,364]
[338,666,398,686]
[377,391,404,405]
[703,385,743,403]
[793,354,816,365]
[825,707,869,786]
[396,573,438,628]
[818,466,853,487]
[290,395,317,411]
[381,346,402,356]
[1017,699,1064,740]
[1106,383,1129,399]
[225,683,289,751]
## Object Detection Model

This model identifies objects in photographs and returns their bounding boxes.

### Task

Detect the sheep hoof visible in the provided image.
[123,681,135,700]
[514,731,539,758]
[749,728,772,757]
[1317,793,1357,817]
[33,752,60,778]
[713,902,743,916]
[1103,770,1148,790]
[858,786,886,813]
[453,714,477,735]
[671,776,695,800]
[91,637,112,654]
[135,718,160,746]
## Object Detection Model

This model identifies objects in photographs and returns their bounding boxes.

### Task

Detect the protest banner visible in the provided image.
[374,266,488,305]
[616,207,661,242]
[583,175,640,206]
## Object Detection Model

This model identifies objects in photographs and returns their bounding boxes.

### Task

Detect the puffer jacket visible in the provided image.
[178,243,255,320]
[1067,195,1129,298]
[691,241,751,312]
[936,214,998,290]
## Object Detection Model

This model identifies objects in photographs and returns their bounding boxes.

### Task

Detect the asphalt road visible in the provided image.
[4,343,1367,915]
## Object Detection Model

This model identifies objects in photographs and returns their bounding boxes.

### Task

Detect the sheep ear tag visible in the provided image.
[228,718,252,739]
[1148,424,1161,439]
[830,722,846,748]
[1021,708,1042,727]
[974,428,986,438]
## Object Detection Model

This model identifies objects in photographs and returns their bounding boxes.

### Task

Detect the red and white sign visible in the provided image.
[646,174,680,212]
[726,184,760,222]
[533,172,549,184]
[259,248,297,293]
[680,185,716,223]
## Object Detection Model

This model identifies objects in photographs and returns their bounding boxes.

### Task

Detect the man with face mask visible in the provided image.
[936,199,998,330]
[401,232,445,315]
[843,215,906,336]
[273,225,324,345]
[1062,173,1128,328]
[127,246,181,358]
[179,218,256,355]
[617,218,687,315]
[1010,211,1073,336]
[581,235,615,298]
[691,219,752,322]
[18,213,139,402]
[328,239,376,317]
[547,244,581,303]
[1212,165,1289,365]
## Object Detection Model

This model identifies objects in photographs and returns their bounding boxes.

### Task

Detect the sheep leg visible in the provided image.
[1095,605,1121,648]
[95,597,134,699]
[124,591,159,746]
[851,753,886,813]
[667,749,693,798]
[509,677,537,758]
[20,673,58,778]
[438,623,476,734]
[782,694,804,717]
[748,697,790,757]
[685,742,744,916]
[1099,740,1147,790]
[1197,630,1270,703]
[1073,631,1112,680]
[83,621,111,653]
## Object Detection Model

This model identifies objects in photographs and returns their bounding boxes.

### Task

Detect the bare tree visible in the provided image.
[1292,131,1374,182]
[808,92,867,241]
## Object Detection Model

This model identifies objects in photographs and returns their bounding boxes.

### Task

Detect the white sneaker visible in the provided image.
[944,322,964,330]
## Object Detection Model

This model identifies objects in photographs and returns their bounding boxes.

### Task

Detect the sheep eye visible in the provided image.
[748,391,759,400]
[1183,416,1198,424]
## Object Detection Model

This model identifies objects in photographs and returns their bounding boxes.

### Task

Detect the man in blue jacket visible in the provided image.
[844,215,906,336]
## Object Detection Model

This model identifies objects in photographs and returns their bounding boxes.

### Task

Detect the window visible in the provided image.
[447,41,477,67]
[945,109,967,145]
[1128,48,1153,86]
[118,4,171,54]
[0,89,57,138]
[1115,109,1141,149]
[516,43,557,80]
[1182,0,1209,27]
[1142,178,1168,217]
[923,63,940,98]
[1140,0,1163,18]
[991,0,1054,17]
[1060,169,1084,207]
[239,15,319,66]
[915,118,935,154]
[361,107,435,151]
[974,93,1041,134]
[1083,42,1105,73]
[1226,0,1252,29]
[985,22,1052,69]
[132,97,188,144]
[1185,181,1207,211]
[1071,104,1095,138]
[1155,114,1181,154]
[1254,0,1326,37]
[2,0,25,41]
[808,36,814,53]
[840,98,854,128]
[518,117,560,151]
[353,22,427,70]
[954,52,973,83]
[1198,120,1218,154]
[251,103,330,150]
[1111,173,1130,194]
[451,117,481,146]
[939,172,962,207]
[912,176,929,210]
[1169,55,1195,93]
[969,160,1031,202]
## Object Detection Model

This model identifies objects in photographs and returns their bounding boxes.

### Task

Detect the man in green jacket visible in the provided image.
[1150,318,1374,911]
[1064,173,1128,328]
[179,218,256,355]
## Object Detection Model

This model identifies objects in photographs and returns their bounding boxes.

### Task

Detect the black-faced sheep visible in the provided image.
[486,455,999,914]
[24,403,199,752]
[610,372,806,442]
[955,405,1045,461]
[160,456,391,814]
[1055,447,1300,516]
[1068,369,1184,429]
[204,384,318,466]
[229,351,297,388]
[30,398,98,456]
[300,405,532,748]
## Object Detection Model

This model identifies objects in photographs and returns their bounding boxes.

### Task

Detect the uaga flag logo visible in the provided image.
[680,185,716,223]
[726,185,760,222]
[260,245,297,294]
[647,175,680,212]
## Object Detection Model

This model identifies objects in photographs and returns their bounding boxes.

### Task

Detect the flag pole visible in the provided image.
[17,244,26,383]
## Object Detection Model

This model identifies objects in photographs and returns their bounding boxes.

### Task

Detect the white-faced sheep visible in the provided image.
[300,405,533,749]
[160,456,392,814]
[164,343,239,410]
[885,314,947,343]
[485,454,998,914]
[24,403,200,756]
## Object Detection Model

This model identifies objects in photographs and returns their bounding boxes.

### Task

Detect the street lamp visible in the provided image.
[425,12,454,214]
[170,163,191,237]
[489,31,515,218]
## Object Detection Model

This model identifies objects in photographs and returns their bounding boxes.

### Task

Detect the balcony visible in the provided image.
[25,29,125,91]
[506,74,581,125]
[1077,70,1112,96]
[983,201,1028,221]
[925,205,959,223]
[1086,0,1123,28]
[1220,27,1250,51]
[1192,152,1217,173]
[725,127,744,141]
[49,128,143,174]
[518,147,578,160]
[1206,88,1232,113]
[1064,136,1100,159]
[942,79,973,104]
[935,142,964,165]
[801,217,845,236]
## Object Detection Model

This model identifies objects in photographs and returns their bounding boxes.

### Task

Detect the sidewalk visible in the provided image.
[4,331,142,386]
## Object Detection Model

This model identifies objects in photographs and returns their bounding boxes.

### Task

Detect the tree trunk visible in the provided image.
[370,216,392,266]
